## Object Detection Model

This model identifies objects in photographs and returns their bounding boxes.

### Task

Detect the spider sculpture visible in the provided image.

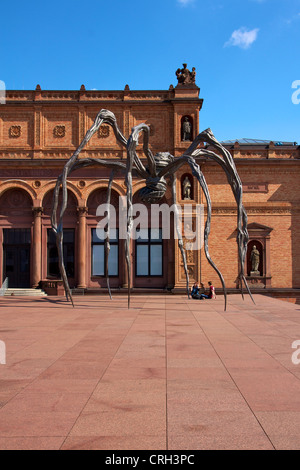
[51,109,254,310]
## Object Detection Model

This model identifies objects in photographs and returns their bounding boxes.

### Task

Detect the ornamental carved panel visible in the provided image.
[53,125,66,138]
[86,110,123,149]
[9,125,21,138]
[0,113,34,148]
[98,125,110,138]
[43,111,78,148]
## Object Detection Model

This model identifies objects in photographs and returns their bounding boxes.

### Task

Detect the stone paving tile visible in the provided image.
[0,437,65,450]
[0,294,300,449]
[61,435,166,450]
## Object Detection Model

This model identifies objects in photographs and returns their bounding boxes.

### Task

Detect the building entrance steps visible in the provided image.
[4,288,47,297]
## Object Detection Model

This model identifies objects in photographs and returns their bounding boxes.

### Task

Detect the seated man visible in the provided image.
[199,282,209,299]
[191,282,209,300]
[191,282,200,299]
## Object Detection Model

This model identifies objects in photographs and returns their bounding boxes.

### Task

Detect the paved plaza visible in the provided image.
[0,293,300,450]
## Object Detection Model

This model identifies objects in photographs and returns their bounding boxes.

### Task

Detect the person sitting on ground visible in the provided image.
[208,281,216,299]
[199,282,209,299]
[191,282,200,299]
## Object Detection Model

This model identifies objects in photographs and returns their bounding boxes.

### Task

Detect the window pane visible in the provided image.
[92,245,104,275]
[136,245,149,275]
[108,245,118,276]
[150,228,162,241]
[93,227,118,243]
[64,244,74,277]
[150,245,162,276]
[92,228,104,242]
[3,229,31,245]
[63,229,75,243]
[108,228,118,243]
[48,229,56,245]
[136,228,149,242]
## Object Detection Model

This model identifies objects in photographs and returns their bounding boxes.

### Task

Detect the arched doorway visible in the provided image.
[0,188,33,287]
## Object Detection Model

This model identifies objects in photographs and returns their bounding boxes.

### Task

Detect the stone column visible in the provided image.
[77,207,88,289]
[32,207,43,288]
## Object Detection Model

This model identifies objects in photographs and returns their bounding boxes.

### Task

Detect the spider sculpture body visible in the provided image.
[51,109,254,310]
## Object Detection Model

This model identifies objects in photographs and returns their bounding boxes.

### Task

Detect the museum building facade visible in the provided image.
[0,77,299,295]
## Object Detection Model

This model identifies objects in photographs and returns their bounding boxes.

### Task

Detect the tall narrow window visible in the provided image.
[91,228,119,276]
[47,229,75,278]
[136,228,163,277]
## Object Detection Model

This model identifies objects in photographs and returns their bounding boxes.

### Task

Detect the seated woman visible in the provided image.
[208,281,216,299]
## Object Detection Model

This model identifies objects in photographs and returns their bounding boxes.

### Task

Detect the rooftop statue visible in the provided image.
[176,63,196,85]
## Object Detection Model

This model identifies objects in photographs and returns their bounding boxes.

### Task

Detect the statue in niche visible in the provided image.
[182,117,192,141]
[182,176,192,200]
[250,245,260,274]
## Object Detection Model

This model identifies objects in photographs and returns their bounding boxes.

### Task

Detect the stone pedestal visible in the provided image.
[250,271,260,277]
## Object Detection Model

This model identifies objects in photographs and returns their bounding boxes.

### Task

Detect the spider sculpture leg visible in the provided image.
[170,174,190,299]
[105,170,115,300]
[125,123,158,308]
[185,129,255,305]
[51,175,74,305]
[52,111,148,308]
[159,154,228,309]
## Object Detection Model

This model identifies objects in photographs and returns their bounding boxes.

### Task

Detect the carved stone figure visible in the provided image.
[176,64,196,85]
[183,176,192,200]
[250,245,260,273]
[182,117,192,141]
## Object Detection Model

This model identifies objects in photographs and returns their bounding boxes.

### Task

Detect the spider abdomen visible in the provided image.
[139,176,167,204]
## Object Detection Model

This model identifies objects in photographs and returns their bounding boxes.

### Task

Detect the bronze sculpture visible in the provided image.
[51,108,254,311]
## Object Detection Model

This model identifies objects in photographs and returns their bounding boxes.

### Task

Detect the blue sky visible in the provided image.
[0,0,299,141]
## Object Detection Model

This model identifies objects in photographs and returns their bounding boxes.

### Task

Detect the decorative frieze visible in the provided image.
[211,206,294,215]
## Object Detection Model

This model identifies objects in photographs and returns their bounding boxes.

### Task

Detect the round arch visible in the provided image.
[0,180,36,202]
[40,180,81,204]
[85,180,125,201]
